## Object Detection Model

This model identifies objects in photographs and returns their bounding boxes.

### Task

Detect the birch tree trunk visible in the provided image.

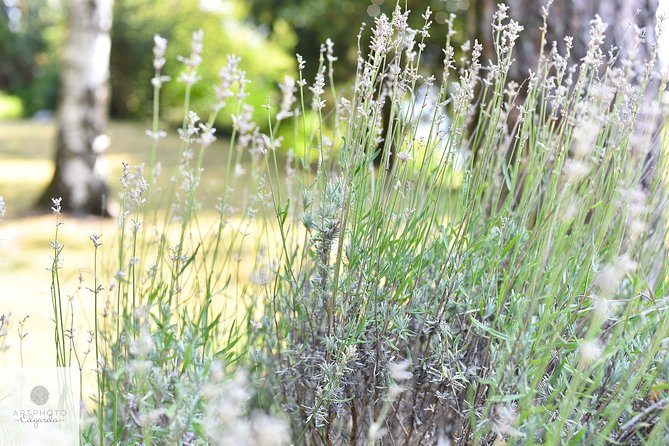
[37,0,114,216]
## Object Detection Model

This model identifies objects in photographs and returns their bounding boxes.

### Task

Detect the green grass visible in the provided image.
[0,120,262,219]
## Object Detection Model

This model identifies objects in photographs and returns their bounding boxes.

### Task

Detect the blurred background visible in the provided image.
[0,0,479,219]
[1,0,667,216]
[0,0,470,123]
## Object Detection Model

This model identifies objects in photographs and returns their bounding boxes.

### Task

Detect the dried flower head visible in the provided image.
[493,404,522,441]
[309,67,326,111]
[145,129,167,141]
[51,197,62,215]
[623,185,648,240]
[397,151,413,163]
[214,54,241,112]
[178,111,202,144]
[594,253,637,296]
[153,34,167,71]
[563,159,590,183]
[579,338,603,366]
[388,360,412,382]
[276,76,296,121]
[178,29,204,85]
[89,233,102,248]
[583,15,608,67]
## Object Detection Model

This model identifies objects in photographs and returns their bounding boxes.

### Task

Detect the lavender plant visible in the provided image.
[41,3,669,446]
[250,5,669,445]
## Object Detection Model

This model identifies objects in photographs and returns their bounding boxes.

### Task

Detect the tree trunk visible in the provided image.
[471,0,658,98]
[36,0,114,216]
[467,0,659,209]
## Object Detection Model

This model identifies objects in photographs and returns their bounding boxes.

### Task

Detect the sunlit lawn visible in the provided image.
[0,119,264,372]
[0,119,252,218]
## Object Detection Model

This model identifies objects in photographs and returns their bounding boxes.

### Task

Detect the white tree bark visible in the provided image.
[38,0,113,215]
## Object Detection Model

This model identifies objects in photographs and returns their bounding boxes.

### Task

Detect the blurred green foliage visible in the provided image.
[112,0,296,130]
[0,0,470,139]
[0,91,23,118]
[0,1,62,116]
[1,0,296,133]
[247,0,469,80]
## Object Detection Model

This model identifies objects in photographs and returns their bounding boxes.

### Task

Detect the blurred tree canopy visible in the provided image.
[1,0,473,129]
[248,0,470,81]
[0,0,472,133]
[111,0,296,129]
[3,0,662,130]
[0,0,62,116]
[0,0,296,130]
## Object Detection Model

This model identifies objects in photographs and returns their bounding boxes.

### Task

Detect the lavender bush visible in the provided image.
[37,3,669,445]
